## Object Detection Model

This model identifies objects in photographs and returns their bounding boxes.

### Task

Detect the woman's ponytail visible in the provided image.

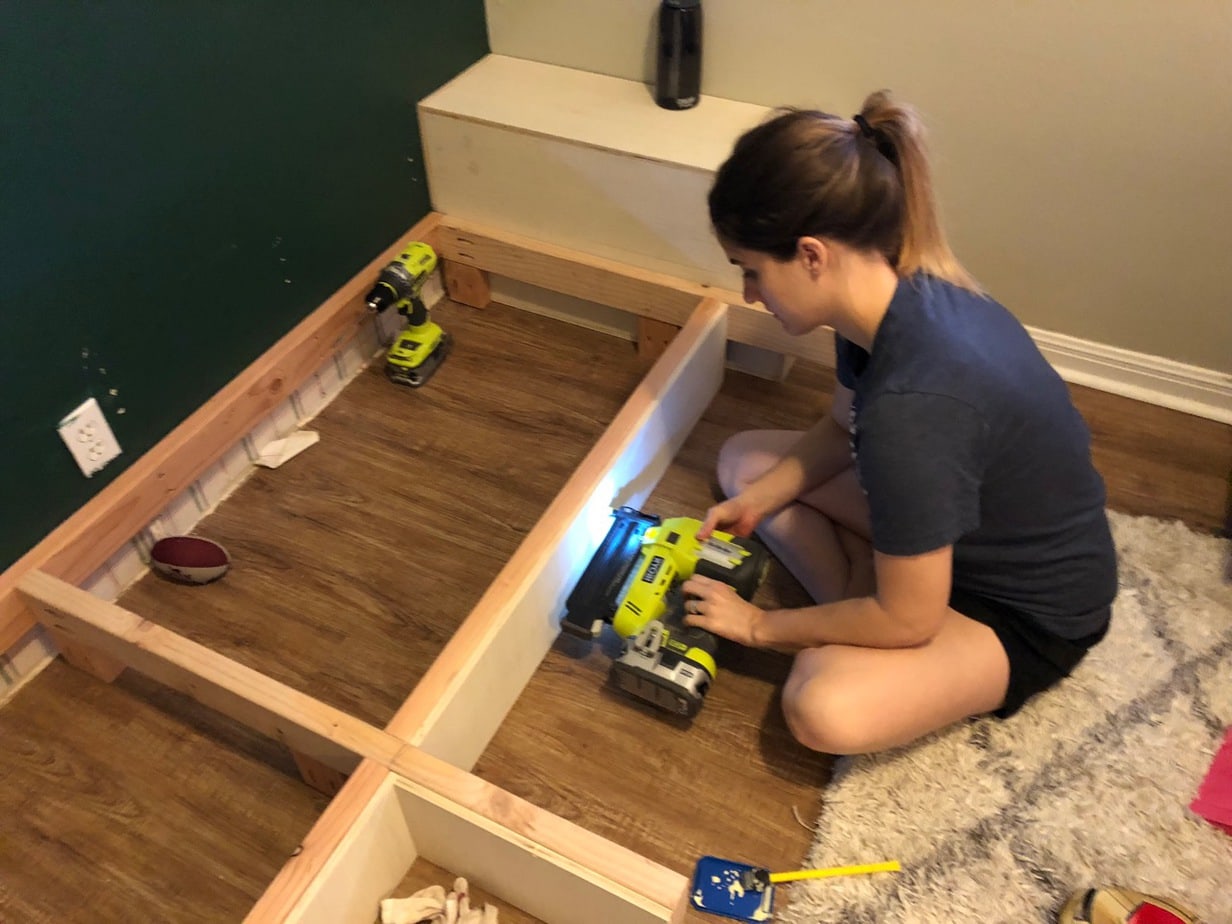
[855,91,979,291]
[709,90,980,293]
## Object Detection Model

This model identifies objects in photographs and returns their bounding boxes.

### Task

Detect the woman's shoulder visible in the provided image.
[910,271,1000,310]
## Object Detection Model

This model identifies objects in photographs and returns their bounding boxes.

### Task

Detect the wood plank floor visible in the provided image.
[474,360,834,923]
[472,359,1232,923]
[114,299,651,727]
[0,659,331,923]
[2,296,1228,923]
[0,299,650,922]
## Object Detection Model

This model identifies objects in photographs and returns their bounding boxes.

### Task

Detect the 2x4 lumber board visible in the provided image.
[434,216,836,367]
[277,769,416,924]
[16,570,404,774]
[389,749,688,924]
[0,213,443,657]
[255,744,688,924]
[384,298,730,766]
[247,760,397,924]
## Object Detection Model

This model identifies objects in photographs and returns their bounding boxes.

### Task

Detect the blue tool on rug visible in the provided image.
[690,855,902,922]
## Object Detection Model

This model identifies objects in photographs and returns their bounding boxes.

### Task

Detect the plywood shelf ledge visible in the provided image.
[420,54,770,174]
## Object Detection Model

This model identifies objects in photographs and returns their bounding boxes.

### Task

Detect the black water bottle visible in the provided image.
[655,0,702,110]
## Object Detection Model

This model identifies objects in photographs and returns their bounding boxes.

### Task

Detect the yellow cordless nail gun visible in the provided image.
[563,506,769,718]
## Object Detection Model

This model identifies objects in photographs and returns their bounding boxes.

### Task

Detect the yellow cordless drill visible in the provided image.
[364,241,451,387]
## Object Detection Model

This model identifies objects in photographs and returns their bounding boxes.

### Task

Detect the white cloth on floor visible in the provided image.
[380,877,499,924]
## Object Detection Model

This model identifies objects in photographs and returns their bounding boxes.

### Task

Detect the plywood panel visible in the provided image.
[388,299,729,767]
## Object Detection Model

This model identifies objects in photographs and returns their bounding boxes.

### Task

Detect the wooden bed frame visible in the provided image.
[5,211,836,923]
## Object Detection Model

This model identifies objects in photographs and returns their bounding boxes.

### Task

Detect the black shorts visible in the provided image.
[949,588,1110,718]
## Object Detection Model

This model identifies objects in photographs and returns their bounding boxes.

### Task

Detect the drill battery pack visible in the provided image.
[609,584,721,717]
[385,327,452,388]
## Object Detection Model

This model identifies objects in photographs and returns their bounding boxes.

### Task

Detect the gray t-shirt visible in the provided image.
[836,273,1117,638]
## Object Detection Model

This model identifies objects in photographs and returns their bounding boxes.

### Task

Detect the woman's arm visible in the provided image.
[684,543,953,653]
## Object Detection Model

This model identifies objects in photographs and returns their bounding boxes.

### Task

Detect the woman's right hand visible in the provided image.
[697,494,763,541]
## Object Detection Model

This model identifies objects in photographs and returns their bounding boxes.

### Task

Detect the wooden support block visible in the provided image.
[637,316,679,363]
[47,627,126,682]
[441,259,491,309]
[290,749,350,798]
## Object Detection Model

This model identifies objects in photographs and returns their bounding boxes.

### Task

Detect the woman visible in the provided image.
[680,91,1118,757]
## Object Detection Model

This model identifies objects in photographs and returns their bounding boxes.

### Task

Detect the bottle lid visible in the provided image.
[664,0,701,9]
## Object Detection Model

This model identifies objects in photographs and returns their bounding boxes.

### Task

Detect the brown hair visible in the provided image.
[708,90,980,291]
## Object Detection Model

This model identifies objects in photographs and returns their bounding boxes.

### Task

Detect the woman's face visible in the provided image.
[720,239,826,336]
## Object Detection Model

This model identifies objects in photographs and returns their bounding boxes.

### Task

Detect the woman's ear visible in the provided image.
[796,236,828,277]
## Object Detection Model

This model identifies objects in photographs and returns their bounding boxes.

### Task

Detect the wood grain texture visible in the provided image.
[0,215,443,656]
[433,217,838,367]
[0,660,330,923]
[389,748,688,919]
[246,760,395,924]
[638,317,680,363]
[387,299,727,768]
[1070,382,1232,533]
[473,360,834,923]
[442,259,492,309]
[18,570,404,776]
[3,293,1225,924]
[116,298,651,729]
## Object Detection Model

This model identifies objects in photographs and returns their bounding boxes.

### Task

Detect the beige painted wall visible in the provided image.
[485,0,1232,374]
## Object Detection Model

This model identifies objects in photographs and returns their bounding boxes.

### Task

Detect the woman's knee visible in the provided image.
[716,430,790,498]
[781,649,878,755]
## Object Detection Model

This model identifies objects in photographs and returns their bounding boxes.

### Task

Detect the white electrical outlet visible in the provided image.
[58,397,122,478]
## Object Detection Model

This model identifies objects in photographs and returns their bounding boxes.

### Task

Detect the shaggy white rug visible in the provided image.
[780,512,1232,924]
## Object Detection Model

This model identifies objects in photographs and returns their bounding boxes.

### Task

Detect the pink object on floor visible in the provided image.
[1129,903,1189,924]
[1190,727,1232,835]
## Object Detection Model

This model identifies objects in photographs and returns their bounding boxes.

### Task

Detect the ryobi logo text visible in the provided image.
[641,555,665,584]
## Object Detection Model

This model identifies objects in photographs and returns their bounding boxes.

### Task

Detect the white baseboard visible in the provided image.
[1031,327,1232,425]
[0,625,56,706]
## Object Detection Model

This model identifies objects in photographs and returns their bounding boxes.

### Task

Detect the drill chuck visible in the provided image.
[365,264,415,313]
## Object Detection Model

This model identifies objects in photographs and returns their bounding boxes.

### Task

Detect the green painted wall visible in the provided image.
[0,3,489,571]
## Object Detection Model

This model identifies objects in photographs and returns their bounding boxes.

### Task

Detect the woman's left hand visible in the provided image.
[680,574,765,648]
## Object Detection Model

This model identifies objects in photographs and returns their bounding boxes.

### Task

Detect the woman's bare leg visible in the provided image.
[781,611,1010,754]
[716,429,1009,753]
[717,430,872,602]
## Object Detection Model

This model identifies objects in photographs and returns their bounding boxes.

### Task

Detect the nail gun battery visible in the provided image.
[611,587,720,717]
